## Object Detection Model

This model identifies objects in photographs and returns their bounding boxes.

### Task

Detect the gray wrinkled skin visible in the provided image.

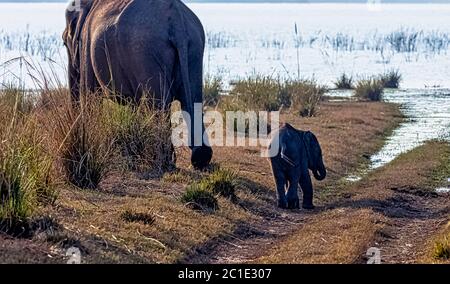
[63,0,212,169]
[269,123,327,209]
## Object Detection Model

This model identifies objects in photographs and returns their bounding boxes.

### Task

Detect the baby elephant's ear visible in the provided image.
[303,131,312,144]
[304,131,317,144]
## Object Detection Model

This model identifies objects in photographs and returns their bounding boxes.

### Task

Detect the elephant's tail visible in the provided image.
[168,8,194,112]
[176,43,194,113]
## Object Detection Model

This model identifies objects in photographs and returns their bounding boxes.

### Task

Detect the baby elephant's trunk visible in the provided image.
[313,163,327,181]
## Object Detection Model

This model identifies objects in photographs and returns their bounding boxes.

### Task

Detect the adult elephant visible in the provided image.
[62,0,212,169]
[269,123,326,209]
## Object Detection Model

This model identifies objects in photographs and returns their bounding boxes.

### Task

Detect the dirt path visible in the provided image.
[181,101,405,264]
[202,209,312,264]
[376,191,450,263]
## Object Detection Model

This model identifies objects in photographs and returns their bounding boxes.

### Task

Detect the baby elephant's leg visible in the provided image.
[273,169,288,209]
[286,169,300,209]
[299,171,314,209]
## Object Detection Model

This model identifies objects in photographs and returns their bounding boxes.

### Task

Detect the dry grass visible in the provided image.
[227,75,282,111]
[203,75,223,106]
[106,98,174,177]
[258,209,383,263]
[221,76,326,118]
[285,79,327,117]
[334,73,354,89]
[121,208,156,225]
[40,92,115,189]
[355,78,384,101]
[433,233,450,260]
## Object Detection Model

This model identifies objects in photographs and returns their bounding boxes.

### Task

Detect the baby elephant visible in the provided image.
[269,123,326,209]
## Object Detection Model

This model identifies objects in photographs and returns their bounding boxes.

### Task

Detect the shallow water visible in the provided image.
[336,88,450,182]
[371,89,450,169]
[1,3,450,89]
[436,187,450,193]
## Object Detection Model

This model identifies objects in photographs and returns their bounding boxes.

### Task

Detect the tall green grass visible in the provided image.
[0,86,55,232]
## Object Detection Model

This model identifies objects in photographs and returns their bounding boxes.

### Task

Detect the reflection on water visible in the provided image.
[370,89,450,169]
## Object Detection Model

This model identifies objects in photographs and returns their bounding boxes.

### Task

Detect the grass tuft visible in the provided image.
[40,91,114,189]
[284,79,327,117]
[181,183,219,211]
[121,209,155,225]
[228,75,282,111]
[221,76,326,118]
[106,97,174,177]
[355,78,384,101]
[433,235,450,260]
[379,69,402,89]
[334,73,354,89]
[200,168,238,199]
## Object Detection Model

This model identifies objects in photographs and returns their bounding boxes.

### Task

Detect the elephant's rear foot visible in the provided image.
[302,203,315,210]
[287,198,300,209]
[191,145,213,170]
[277,198,288,209]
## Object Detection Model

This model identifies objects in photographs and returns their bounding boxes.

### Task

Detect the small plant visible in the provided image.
[121,209,155,225]
[203,75,222,106]
[355,78,384,101]
[285,80,327,117]
[200,168,237,199]
[379,69,402,88]
[181,183,218,211]
[334,73,354,89]
[433,235,450,260]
